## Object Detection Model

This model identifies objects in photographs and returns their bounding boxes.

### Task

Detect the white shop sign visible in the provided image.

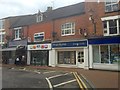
[28,43,51,50]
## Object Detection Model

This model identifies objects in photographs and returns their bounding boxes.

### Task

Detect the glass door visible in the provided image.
[77,50,84,68]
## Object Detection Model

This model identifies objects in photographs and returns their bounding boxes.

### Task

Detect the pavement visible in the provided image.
[1,64,120,89]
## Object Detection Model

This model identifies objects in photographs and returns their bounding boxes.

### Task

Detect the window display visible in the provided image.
[93,44,120,64]
[58,51,76,65]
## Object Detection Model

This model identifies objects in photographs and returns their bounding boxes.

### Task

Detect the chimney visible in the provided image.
[46,7,52,12]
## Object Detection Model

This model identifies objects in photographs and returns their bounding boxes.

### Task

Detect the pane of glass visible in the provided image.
[103,21,107,29]
[101,45,109,63]
[93,46,100,63]
[2,34,4,42]
[112,4,119,11]
[0,35,1,42]
[106,5,112,12]
[109,20,117,27]
[110,45,120,64]
[109,27,117,34]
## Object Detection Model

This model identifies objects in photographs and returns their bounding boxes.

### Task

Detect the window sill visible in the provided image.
[61,34,75,37]
[14,38,21,41]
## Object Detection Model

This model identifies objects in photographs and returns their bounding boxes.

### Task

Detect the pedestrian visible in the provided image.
[15,57,19,65]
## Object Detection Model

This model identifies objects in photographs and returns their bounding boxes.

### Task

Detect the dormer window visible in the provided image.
[36,10,43,22]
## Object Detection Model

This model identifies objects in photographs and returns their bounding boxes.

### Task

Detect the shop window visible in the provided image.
[100,45,109,63]
[93,46,101,63]
[93,44,120,64]
[34,32,44,42]
[110,45,120,64]
[58,51,76,65]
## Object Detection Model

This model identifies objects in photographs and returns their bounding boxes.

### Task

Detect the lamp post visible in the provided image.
[89,9,96,35]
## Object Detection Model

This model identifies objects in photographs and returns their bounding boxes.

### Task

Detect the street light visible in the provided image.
[89,9,96,35]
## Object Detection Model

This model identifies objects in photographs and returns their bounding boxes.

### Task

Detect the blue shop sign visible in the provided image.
[52,40,88,48]
[88,36,120,45]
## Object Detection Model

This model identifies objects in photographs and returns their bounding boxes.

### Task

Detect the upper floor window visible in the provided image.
[36,10,43,23]
[102,15,120,36]
[0,32,5,44]
[14,27,22,40]
[34,32,44,42]
[105,0,119,12]
[61,22,75,36]
[0,19,4,29]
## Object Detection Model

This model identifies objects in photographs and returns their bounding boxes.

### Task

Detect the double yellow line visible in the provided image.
[73,72,88,90]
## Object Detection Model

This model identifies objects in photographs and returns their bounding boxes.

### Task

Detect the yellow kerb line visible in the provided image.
[72,72,84,90]
[75,72,88,90]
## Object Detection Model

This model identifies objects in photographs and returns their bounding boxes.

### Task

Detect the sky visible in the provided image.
[0,0,85,19]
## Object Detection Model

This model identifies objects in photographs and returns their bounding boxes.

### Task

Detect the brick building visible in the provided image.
[1,0,120,70]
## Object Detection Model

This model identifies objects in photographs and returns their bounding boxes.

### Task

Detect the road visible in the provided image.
[2,67,91,89]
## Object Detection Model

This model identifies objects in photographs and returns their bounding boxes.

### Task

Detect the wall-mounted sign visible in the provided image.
[52,40,88,48]
[28,43,51,50]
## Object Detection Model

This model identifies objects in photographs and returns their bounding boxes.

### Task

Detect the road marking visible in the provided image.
[75,72,88,89]
[43,71,56,74]
[73,72,84,90]
[46,78,53,90]
[48,72,72,79]
[53,79,76,88]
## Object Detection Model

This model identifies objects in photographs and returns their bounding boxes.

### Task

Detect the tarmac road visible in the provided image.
[2,67,49,88]
[2,67,84,89]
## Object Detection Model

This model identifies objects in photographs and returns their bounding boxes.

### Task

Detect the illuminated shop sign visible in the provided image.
[52,40,88,48]
[28,43,51,50]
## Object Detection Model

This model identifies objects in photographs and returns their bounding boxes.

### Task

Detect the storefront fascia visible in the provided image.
[88,36,120,71]
[51,40,89,69]
[27,43,52,66]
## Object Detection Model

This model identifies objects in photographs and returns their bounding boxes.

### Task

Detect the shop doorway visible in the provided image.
[77,50,84,68]
[31,50,49,66]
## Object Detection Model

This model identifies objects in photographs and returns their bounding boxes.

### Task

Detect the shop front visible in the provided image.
[51,40,89,69]
[27,43,51,66]
[88,36,120,71]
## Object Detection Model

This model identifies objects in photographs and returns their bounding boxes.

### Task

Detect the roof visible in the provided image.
[9,2,85,28]
[10,15,36,28]
[44,2,85,20]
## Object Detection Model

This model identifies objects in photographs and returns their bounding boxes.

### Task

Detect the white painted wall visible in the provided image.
[93,63,119,71]
[89,45,93,68]
[49,49,56,67]
[27,51,31,65]
[84,48,89,69]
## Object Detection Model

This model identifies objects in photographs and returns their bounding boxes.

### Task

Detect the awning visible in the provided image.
[1,48,16,51]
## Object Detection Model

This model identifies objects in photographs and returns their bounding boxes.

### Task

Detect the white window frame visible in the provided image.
[0,31,5,44]
[105,0,119,12]
[101,15,120,36]
[34,32,45,42]
[36,14,43,23]
[61,22,75,36]
[14,27,22,40]
[0,19,4,30]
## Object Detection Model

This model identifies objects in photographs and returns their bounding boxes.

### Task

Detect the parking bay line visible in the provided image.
[48,72,72,79]
[53,79,76,88]
[43,71,56,74]
[46,78,53,90]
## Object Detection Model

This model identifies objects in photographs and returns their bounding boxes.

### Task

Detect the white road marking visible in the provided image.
[46,78,53,90]
[43,71,56,74]
[53,79,76,87]
[48,72,72,79]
